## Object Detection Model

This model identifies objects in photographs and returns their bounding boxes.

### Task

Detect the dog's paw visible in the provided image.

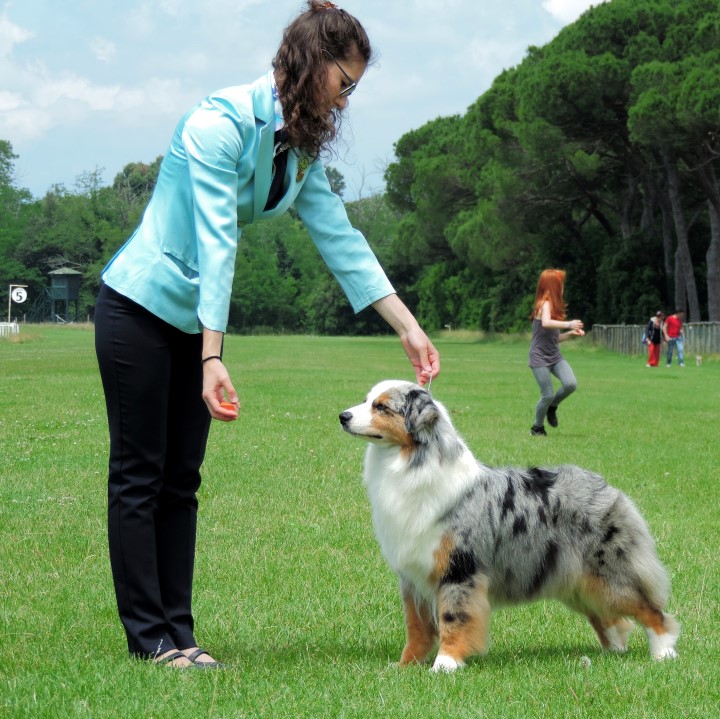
[604,619,634,652]
[653,646,678,661]
[647,623,679,661]
[431,654,465,673]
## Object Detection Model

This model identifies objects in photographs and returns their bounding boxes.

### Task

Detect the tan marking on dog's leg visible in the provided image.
[621,602,679,660]
[433,579,490,672]
[587,615,634,651]
[429,534,454,585]
[399,592,437,665]
[579,574,678,659]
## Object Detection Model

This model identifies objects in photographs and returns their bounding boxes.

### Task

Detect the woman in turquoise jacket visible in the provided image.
[94,0,440,669]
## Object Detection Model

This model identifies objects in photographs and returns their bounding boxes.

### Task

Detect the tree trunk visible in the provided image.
[664,152,702,320]
[659,192,674,283]
[706,200,720,321]
[692,162,720,322]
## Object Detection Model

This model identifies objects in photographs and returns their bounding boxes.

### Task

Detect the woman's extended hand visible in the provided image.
[371,294,441,386]
[400,327,441,386]
[201,358,240,421]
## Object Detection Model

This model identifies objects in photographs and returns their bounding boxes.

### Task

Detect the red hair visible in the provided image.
[531,269,567,321]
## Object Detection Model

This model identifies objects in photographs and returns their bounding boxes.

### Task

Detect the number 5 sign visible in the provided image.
[11,287,27,303]
[7,284,28,322]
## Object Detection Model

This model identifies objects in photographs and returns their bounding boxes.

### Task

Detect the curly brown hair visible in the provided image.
[272,1,373,156]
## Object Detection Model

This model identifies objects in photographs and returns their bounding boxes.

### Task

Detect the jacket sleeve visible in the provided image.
[293,159,395,313]
[181,101,245,332]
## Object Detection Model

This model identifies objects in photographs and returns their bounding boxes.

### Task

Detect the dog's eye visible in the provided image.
[373,402,393,414]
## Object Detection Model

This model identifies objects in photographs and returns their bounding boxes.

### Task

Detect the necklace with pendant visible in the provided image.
[296,155,310,182]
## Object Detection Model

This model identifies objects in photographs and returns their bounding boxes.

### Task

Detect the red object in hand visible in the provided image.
[220,401,237,413]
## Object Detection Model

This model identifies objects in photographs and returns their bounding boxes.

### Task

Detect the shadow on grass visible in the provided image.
[224,634,652,670]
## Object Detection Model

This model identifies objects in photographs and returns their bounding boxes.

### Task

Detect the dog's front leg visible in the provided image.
[432,578,490,672]
[398,583,437,665]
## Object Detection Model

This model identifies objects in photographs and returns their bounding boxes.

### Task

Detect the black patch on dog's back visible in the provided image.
[603,524,620,544]
[527,540,559,596]
[512,515,527,536]
[537,506,548,526]
[522,467,557,507]
[440,548,478,587]
[500,477,516,519]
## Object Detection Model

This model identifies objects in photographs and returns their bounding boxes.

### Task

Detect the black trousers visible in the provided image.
[94,284,212,657]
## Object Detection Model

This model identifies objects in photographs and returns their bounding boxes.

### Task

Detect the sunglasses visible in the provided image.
[332,58,357,98]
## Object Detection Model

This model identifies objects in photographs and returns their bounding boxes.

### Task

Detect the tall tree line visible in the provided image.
[384,0,720,328]
[1,0,718,332]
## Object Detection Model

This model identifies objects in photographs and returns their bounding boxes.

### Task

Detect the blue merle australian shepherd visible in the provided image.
[339,380,679,672]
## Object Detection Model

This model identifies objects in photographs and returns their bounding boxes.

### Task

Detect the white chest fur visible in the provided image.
[363,443,477,599]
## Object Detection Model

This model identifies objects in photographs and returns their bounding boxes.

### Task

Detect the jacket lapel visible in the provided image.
[249,71,313,218]
[252,72,278,220]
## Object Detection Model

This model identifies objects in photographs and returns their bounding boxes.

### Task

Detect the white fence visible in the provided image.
[592,322,720,356]
[0,321,20,337]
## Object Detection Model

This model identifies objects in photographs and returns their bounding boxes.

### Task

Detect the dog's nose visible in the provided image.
[339,411,352,426]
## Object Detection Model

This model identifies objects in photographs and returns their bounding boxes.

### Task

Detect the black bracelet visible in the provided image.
[201,355,222,364]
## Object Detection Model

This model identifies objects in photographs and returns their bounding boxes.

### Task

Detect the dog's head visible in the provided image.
[339,380,440,447]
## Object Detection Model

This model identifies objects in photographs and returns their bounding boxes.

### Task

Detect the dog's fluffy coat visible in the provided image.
[339,380,679,672]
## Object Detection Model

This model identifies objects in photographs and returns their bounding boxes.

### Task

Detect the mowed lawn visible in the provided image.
[0,325,718,719]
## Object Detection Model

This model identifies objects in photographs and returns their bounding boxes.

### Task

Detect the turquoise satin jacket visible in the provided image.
[101,71,394,333]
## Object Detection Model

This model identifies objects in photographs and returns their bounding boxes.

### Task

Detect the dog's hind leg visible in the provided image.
[399,585,437,666]
[587,615,635,652]
[562,591,634,653]
[432,578,490,673]
[599,602,679,659]
[630,604,680,660]
[577,575,679,660]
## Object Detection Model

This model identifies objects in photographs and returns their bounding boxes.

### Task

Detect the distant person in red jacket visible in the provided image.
[663,310,685,367]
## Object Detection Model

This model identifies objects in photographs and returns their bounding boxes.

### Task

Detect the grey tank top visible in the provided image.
[529,318,563,368]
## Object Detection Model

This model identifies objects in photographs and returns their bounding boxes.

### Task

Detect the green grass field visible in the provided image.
[1,326,718,718]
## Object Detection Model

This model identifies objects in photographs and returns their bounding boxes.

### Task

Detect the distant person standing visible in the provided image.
[664,310,685,367]
[528,269,585,436]
[644,311,665,367]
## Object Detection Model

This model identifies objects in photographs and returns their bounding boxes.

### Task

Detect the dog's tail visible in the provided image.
[615,495,671,609]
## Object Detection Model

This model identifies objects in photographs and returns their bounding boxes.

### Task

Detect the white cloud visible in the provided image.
[158,0,184,16]
[0,10,33,57]
[542,0,606,24]
[90,37,117,63]
[0,69,192,144]
[0,105,54,140]
[0,89,22,111]
[3,0,592,198]
[125,4,156,38]
[36,75,119,111]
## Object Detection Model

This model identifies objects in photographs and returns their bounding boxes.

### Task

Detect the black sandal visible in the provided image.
[154,650,193,669]
[185,647,225,670]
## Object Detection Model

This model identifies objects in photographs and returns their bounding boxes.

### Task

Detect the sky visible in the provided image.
[1,0,605,201]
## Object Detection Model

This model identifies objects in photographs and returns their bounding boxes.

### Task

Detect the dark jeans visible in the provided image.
[94,284,212,657]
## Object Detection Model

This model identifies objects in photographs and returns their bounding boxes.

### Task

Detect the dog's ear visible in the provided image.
[404,388,439,437]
